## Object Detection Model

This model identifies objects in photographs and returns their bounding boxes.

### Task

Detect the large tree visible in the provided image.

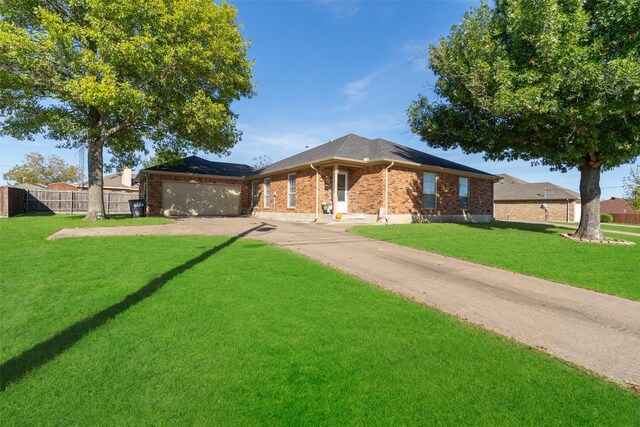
[3,152,78,185]
[408,0,640,240]
[1,0,254,220]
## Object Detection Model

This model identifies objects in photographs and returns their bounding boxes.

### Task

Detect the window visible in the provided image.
[287,173,296,208]
[264,178,271,208]
[459,177,469,210]
[423,172,437,209]
[251,180,259,207]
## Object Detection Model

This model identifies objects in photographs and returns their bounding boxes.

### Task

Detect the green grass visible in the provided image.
[555,222,640,233]
[351,221,640,301]
[17,213,173,229]
[1,216,638,425]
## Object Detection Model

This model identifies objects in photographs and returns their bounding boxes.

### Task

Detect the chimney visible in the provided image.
[121,167,132,187]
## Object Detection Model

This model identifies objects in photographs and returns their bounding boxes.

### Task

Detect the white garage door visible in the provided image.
[162,181,241,216]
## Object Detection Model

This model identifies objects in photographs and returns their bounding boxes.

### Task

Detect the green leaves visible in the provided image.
[408,0,640,171]
[0,0,255,158]
[3,152,79,185]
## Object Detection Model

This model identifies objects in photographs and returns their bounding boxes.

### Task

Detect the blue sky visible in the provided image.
[0,0,636,198]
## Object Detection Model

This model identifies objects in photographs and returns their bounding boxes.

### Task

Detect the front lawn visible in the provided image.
[1,217,638,424]
[350,221,640,301]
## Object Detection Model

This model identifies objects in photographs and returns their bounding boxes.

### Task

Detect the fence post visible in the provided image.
[107,192,111,214]
[71,190,74,214]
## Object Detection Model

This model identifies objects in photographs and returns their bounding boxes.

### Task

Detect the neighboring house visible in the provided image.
[46,182,79,191]
[138,134,499,223]
[601,197,638,214]
[494,174,581,222]
[77,169,139,193]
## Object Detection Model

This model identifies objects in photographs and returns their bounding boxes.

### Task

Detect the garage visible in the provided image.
[162,181,241,216]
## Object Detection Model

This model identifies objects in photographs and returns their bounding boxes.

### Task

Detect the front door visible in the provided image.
[336,172,348,213]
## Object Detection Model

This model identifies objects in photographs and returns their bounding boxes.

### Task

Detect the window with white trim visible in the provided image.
[287,173,296,208]
[423,172,437,209]
[459,177,469,210]
[264,178,271,208]
[251,180,259,207]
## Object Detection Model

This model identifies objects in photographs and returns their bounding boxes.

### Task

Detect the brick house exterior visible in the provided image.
[248,165,493,220]
[139,134,498,223]
[494,174,581,223]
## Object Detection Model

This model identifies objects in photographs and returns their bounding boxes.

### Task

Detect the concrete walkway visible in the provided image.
[50,218,640,386]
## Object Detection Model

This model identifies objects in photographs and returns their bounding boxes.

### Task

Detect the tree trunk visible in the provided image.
[84,108,106,221]
[572,161,601,240]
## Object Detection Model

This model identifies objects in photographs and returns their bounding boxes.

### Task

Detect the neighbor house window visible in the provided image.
[251,180,259,207]
[287,173,296,208]
[459,177,469,209]
[423,172,437,209]
[264,178,271,208]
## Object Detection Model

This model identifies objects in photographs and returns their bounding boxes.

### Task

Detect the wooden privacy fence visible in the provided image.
[0,186,25,218]
[612,213,640,225]
[25,190,139,214]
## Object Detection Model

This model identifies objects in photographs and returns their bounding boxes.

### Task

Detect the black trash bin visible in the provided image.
[128,199,146,218]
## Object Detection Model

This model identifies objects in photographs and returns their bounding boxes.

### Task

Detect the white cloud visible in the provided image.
[314,0,361,20]
[343,72,378,104]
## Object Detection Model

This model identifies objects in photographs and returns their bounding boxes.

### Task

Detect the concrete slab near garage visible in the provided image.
[50,217,640,387]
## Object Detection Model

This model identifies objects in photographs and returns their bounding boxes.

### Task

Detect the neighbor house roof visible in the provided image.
[11,183,45,190]
[601,197,637,214]
[256,134,498,179]
[78,172,139,190]
[142,156,254,178]
[494,174,579,201]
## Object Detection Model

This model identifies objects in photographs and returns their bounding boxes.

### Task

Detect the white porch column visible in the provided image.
[333,165,339,214]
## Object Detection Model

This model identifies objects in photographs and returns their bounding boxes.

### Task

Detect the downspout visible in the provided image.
[384,162,395,222]
[310,163,319,221]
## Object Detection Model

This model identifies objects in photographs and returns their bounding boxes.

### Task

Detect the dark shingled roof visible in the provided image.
[494,174,579,201]
[142,134,497,179]
[256,134,496,177]
[143,155,254,178]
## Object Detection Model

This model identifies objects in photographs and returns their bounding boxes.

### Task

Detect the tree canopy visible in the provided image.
[0,0,254,219]
[3,152,78,185]
[408,0,640,240]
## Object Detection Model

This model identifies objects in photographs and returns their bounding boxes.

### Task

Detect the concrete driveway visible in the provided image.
[50,217,640,387]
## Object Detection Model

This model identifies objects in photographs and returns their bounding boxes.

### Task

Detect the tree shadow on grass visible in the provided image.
[0,223,266,391]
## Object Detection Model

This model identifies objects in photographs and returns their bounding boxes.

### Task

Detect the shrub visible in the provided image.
[600,213,613,223]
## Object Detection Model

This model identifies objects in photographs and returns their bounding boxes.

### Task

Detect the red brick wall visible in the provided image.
[144,173,249,216]
[388,168,493,216]
[250,168,321,214]
[251,164,494,217]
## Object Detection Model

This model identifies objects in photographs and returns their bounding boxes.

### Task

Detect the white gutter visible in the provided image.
[310,163,319,220]
[385,162,395,222]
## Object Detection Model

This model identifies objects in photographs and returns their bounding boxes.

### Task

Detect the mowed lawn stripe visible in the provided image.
[1,216,638,425]
[351,221,640,301]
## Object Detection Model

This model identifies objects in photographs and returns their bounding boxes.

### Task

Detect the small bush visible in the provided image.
[600,213,613,223]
